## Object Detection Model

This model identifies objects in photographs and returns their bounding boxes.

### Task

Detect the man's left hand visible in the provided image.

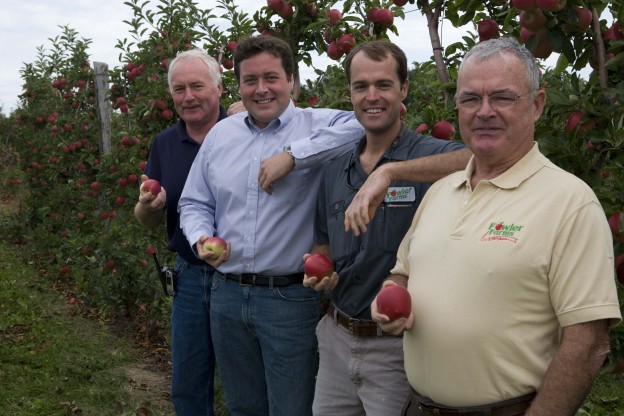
[258,152,295,194]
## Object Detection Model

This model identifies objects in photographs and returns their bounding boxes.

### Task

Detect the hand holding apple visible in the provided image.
[138,175,166,209]
[371,281,414,335]
[303,253,339,292]
[140,178,161,199]
[201,236,229,261]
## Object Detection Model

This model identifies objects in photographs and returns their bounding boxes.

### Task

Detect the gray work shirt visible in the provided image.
[314,125,464,320]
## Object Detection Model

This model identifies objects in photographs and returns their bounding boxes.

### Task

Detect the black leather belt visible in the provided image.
[221,272,303,287]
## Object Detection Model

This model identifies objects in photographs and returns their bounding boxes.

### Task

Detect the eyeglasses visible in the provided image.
[454,91,535,111]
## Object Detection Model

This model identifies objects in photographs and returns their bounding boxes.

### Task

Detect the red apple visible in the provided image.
[337,34,356,54]
[519,9,547,31]
[304,253,334,278]
[267,0,283,12]
[161,109,174,120]
[431,120,456,140]
[535,0,566,12]
[368,6,381,22]
[511,0,537,11]
[415,123,429,134]
[328,9,342,26]
[569,7,592,32]
[227,40,238,52]
[327,42,343,60]
[222,59,234,70]
[376,285,412,320]
[376,8,394,26]
[278,2,293,19]
[140,179,161,198]
[608,212,621,235]
[478,18,500,41]
[565,111,593,133]
[203,237,227,259]
[521,28,553,59]
[156,99,168,110]
[393,0,409,6]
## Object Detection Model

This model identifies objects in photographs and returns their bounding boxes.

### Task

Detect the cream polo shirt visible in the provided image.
[392,143,622,407]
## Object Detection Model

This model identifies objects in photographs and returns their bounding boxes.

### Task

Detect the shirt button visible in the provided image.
[249,210,255,215]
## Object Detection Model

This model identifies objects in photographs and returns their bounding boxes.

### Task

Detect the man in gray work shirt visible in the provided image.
[303,41,469,416]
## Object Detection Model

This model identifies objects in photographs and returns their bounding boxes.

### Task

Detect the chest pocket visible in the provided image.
[373,202,419,253]
[327,202,358,270]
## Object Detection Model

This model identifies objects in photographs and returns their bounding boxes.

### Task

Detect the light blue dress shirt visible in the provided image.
[179,101,363,275]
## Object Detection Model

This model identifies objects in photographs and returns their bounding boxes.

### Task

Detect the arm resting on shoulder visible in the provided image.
[345,148,471,235]
[526,319,611,416]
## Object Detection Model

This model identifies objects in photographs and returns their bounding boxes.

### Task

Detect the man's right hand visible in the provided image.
[137,174,166,210]
[196,236,231,268]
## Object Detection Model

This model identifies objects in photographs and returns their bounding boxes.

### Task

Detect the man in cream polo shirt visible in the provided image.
[371,37,621,416]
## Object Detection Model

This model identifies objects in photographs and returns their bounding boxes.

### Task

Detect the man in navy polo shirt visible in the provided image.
[134,48,227,416]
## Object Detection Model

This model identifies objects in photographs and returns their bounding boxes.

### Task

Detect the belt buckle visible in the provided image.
[240,274,256,286]
[347,317,362,334]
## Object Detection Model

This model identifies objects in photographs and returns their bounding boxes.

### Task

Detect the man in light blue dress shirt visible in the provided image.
[178,36,362,416]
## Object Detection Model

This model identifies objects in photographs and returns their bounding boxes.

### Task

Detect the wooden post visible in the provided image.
[93,62,112,155]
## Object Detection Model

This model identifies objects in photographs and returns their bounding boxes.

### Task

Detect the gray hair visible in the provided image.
[167,48,222,91]
[459,37,540,91]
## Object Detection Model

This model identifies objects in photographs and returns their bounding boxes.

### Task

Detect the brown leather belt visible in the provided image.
[326,302,400,337]
[418,392,536,416]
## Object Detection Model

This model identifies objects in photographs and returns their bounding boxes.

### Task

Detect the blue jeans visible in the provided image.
[210,272,320,416]
[171,256,215,416]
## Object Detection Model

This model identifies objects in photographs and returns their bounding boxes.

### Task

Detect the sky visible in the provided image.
[0,0,576,116]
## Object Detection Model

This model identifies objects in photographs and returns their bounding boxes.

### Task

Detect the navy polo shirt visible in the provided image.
[144,106,227,265]
[314,125,464,320]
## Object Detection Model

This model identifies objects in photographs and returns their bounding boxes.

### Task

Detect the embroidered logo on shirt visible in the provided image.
[385,187,416,203]
[481,221,524,244]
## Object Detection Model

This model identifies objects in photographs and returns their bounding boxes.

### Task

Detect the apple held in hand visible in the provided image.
[376,285,411,320]
[304,253,334,278]
[140,179,161,199]
[203,237,227,260]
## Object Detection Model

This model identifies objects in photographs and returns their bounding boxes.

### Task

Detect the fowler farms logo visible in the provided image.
[385,186,416,203]
[481,221,525,244]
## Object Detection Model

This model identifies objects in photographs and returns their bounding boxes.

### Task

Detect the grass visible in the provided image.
[0,238,173,416]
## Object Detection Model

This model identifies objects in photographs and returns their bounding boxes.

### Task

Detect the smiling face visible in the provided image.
[348,51,408,138]
[456,52,545,172]
[169,58,222,129]
[238,51,293,129]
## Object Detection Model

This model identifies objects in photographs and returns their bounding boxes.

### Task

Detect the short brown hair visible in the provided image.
[344,41,408,85]
[233,36,295,83]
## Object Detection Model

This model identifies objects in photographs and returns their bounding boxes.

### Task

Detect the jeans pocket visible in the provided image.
[276,285,319,303]
[211,273,225,291]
